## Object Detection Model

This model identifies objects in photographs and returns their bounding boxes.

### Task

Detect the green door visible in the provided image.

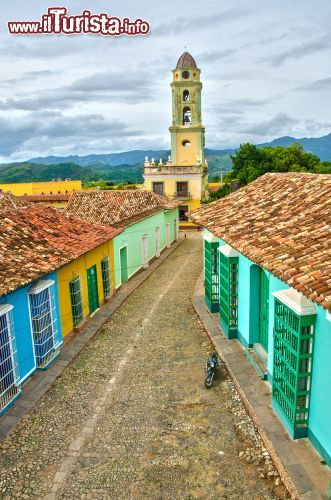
[120,247,128,283]
[87,265,99,315]
[259,269,269,352]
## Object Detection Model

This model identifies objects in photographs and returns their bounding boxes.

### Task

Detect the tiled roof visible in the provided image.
[65,190,180,228]
[0,205,121,297]
[190,173,331,312]
[20,194,71,202]
[0,191,31,211]
[176,52,197,69]
[208,183,224,193]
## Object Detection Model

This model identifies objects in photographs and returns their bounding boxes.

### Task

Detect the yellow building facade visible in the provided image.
[57,241,116,338]
[0,180,82,196]
[143,52,208,226]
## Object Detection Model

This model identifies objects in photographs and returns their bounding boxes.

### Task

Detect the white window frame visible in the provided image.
[28,279,61,369]
[155,227,161,257]
[0,304,21,414]
[174,218,179,241]
[166,222,171,248]
[141,234,149,269]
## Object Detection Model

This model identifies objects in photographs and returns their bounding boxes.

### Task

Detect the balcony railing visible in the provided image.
[144,165,204,175]
[174,191,191,199]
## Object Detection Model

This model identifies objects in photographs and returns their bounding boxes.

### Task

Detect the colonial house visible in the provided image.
[190,173,331,467]
[0,193,120,414]
[65,190,180,288]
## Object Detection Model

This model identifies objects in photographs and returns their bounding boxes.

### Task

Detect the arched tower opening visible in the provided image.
[183,106,192,125]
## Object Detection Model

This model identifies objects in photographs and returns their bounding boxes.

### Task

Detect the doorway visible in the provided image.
[155,227,161,257]
[120,246,128,284]
[259,269,269,352]
[87,265,99,315]
[142,235,149,269]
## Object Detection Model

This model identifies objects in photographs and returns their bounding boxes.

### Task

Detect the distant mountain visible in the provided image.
[259,133,331,161]
[27,133,331,168]
[0,133,329,185]
[29,150,171,167]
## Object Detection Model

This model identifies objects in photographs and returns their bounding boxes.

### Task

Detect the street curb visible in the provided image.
[0,238,184,442]
[190,294,301,500]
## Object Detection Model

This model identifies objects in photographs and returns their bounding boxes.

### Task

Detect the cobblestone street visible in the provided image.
[0,234,288,499]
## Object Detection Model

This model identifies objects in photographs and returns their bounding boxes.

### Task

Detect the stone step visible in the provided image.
[245,348,268,380]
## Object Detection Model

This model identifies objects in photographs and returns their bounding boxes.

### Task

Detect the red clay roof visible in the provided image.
[0,191,32,211]
[20,194,70,202]
[65,190,180,228]
[190,173,331,312]
[0,205,121,297]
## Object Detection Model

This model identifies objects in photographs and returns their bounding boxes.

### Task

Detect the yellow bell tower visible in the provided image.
[170,52,205,167]
[143,52,208,226]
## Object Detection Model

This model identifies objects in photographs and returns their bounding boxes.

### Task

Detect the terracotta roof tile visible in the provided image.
[65,190,180,228]
[0,191,32,211]
[190,173,331,312]
[20,194,70,202]
[0,205,121,297]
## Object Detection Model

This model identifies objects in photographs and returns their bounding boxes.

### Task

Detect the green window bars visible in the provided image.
[218,245,239,339]
[272,289,317,439]
[204,232,219,312]
[101,256,112,299]
[69,275,84,328]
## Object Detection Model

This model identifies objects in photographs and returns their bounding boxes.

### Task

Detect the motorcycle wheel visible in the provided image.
[204,374,214,388]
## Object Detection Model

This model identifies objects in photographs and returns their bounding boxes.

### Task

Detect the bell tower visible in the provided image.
[143,52,208,226]
[170,52,205,167]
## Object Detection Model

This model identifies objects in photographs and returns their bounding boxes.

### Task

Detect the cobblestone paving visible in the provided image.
[0,234,288,499]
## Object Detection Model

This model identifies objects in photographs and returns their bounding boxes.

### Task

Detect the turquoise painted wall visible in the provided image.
[236,254,289,372]
[202,233,331,467]
[113,209,179,288]
[237,254,252,346]
[308,307,331,465]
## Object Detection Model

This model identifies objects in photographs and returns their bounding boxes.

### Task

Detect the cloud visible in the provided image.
[0,39,83,59]
[268,34,331,66]
[153,8,250,37]
[2,70,59,86]
[0,112,142,156]
[297,77,331,91]
[243,113,299,136]
[197,49,237,64]
[0,70,157,111]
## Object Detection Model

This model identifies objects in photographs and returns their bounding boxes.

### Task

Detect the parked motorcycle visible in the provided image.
[204,352,221,388]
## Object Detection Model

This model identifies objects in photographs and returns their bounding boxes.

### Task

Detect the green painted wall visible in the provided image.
[113,208,178,288]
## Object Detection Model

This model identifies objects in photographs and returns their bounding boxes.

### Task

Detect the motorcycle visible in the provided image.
[204,352,221,388]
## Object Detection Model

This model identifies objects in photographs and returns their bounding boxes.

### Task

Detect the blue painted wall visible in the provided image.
[0,272,62,385]
[308,307,331,465]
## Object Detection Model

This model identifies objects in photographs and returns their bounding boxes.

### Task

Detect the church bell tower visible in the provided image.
[170,52,205,167]
[143,52,208,226]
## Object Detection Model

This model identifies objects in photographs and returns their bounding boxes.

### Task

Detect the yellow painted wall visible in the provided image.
[0,180,81,195]
[144,175,204,200]
[57,240,115,338]
[174,131,200,166]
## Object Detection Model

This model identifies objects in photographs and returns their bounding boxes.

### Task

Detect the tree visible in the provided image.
[206,142,331,202]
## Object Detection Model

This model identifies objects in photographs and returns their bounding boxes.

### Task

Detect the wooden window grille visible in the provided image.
[69,275,84,328]
[272,299,316,438]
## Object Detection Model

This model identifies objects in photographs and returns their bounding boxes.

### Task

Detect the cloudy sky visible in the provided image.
[0,0,330,161]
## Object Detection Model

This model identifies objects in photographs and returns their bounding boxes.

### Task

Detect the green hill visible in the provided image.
[0,162,98,183]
